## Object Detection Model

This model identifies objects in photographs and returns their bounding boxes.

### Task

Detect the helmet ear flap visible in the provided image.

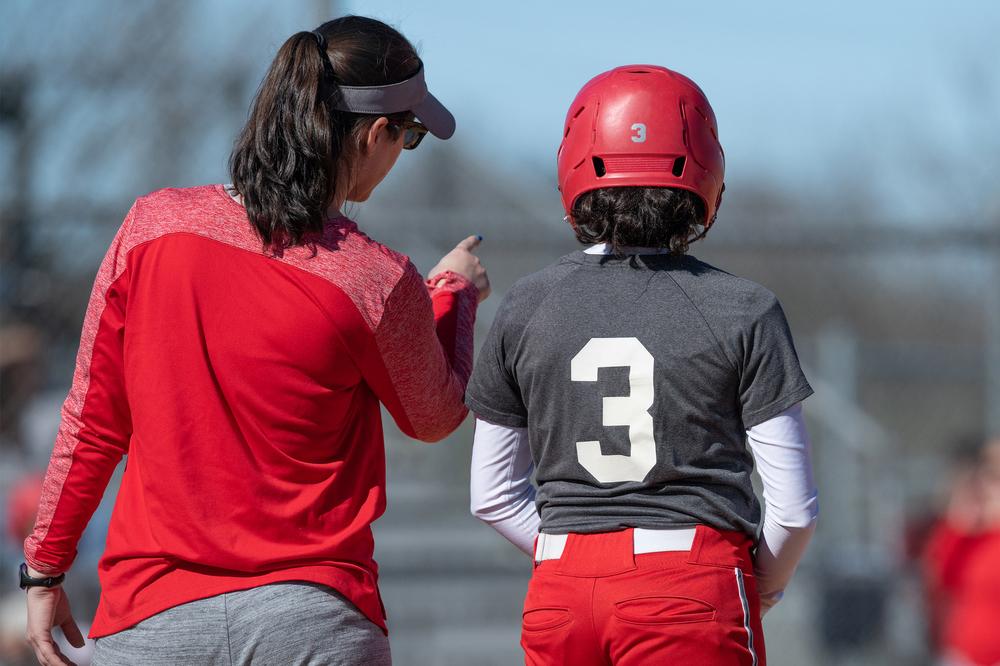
[700,183,724,232]
[708,182,725,228]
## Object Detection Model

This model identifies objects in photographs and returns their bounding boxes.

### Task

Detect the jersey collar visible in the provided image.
[584,243,673,255]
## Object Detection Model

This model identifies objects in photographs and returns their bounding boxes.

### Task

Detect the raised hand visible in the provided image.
[429,235,491,303]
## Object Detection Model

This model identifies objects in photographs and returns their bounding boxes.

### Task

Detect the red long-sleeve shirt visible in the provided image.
[24,184,478,638]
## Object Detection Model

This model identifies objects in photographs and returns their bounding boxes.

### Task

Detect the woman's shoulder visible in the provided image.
[332,220,412,273]
[132,183,232,217]
[124,184,253,249]
[280,217,415,331]
[123,186,416,329]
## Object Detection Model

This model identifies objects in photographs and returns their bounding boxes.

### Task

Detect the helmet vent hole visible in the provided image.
[572,106,586,119]
[672,156,686,177]
[628,69,650,74]
[592,157,607,177]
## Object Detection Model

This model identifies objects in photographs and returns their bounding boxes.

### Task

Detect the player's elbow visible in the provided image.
[470,495,497,523]
[471,504,491,523]
[472,506,506,525]
[470,488,510,524]
[778,513,819,532]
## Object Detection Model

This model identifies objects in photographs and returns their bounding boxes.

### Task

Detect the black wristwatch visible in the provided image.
[19,563,65,591]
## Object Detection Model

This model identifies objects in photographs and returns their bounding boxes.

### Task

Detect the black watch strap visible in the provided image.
[19,563,65,591]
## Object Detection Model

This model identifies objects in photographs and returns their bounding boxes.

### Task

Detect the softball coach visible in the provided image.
[22,15,488,665]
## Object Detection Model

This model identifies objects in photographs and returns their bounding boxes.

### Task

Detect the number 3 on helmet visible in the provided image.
[557,65,726,228]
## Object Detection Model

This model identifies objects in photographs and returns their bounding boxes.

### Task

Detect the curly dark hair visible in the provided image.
[571,187,707,255]
[229,16,419,251]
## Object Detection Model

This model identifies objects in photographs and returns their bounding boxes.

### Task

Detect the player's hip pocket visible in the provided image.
[522,606,575,633]
[520,604,592,666]
[613,595,717,625]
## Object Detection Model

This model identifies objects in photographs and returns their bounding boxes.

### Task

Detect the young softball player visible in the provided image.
[22,15,488,666]
[467,65,818,664]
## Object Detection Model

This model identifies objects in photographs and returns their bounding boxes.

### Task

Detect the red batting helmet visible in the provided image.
[557,65,725,227]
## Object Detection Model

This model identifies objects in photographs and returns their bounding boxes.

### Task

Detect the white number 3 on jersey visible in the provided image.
[571,337,656,483]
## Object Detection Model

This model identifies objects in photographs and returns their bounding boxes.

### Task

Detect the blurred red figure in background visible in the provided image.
[923,436,1000,666]
[6,473,43,545]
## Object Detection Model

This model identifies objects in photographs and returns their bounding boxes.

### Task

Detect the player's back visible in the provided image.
[466,249,812,537]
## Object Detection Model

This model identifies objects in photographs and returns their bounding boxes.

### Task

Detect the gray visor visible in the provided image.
[333,66,455,139]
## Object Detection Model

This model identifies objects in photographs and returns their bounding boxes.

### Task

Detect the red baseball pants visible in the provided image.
[521,526,765,665]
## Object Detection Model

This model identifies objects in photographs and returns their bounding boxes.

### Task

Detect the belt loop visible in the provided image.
[686,525,707,565]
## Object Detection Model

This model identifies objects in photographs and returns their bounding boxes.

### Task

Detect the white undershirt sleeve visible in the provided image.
[469,418,540,557]
[747,402,819,615]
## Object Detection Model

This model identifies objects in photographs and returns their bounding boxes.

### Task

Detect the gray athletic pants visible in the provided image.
[92,582,391,665]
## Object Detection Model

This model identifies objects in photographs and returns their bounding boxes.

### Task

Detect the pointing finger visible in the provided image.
[456,235,483,252]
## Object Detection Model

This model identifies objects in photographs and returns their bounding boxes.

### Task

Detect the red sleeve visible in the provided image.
[366,266,478,443]
[24,205,136,574]
[426,270,478,381]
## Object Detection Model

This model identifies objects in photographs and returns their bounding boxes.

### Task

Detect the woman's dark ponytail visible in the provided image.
[229,16,420,251]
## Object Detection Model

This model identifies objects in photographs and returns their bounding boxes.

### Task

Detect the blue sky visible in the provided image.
[341,0,999,218]
[3,1,997,221]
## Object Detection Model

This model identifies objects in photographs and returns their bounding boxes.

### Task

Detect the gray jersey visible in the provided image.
[465,251,813,537]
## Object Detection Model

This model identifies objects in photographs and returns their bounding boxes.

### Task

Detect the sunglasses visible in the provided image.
[392,119,429,150]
